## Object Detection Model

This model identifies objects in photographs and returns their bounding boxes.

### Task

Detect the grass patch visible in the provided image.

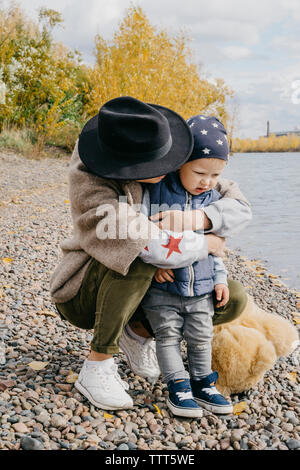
[0,127,35,155]
[0,126,72,159]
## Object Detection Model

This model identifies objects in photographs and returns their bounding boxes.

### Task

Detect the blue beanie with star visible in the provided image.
[186,115,229,162]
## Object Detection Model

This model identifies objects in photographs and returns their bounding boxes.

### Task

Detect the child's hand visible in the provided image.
[215,284,229,308]
[154,268,175,283]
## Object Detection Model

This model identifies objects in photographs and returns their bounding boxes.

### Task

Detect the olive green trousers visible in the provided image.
[55,257,248,354]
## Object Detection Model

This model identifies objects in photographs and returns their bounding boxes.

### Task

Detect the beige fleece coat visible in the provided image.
[49,141,249,304]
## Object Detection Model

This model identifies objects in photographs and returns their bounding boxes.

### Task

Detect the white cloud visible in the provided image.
[272,36,300,58]
[221,46,252,61]
[190,20,260,46]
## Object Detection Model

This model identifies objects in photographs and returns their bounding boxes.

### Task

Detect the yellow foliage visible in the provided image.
[0,1,90,145]
[232,134,300,153]
[86,6,232,123]
[0,3,232,154]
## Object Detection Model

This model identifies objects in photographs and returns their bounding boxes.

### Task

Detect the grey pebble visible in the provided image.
[240,438,249,450]
[99,441,111,449]
[286,439,300,450]
[7,416,19,424]
[127,442,138,450]
[117,443,130,451]
[20,436,44,451]
[175,425,186,434]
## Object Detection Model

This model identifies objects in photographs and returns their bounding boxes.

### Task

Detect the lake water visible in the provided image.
[222,152,300,291]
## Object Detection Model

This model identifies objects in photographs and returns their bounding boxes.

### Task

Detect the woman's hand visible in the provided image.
[149,209,211,232]
[205,234,226,257]
[215,284,230,308]
[154,268,175,283]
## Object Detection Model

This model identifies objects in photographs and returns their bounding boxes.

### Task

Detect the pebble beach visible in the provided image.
[0,150,299,451]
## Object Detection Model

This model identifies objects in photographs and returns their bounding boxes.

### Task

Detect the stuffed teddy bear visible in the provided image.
[212,294,299,396]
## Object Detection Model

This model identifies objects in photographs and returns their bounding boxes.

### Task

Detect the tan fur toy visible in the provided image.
[212,295,299,396]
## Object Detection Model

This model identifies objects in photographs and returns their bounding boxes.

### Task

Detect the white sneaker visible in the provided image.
[75,359,134,410]
[119,328,161,384]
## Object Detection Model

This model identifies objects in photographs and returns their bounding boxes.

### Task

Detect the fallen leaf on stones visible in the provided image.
[268,274,278,279]
[233,401,247,415]
[292,313,300,325]
[11,196,21,204]
[64,199,70,204]
[286,372,297,383]
[37,309,57,317]
[255,266,265,272]
[296,302,300,310]
[2,258,13,264]
[153,404,162,416]
[66,370,78,384]
[28,361,49,371]
[104,413,114,419]
[244,285,253,289]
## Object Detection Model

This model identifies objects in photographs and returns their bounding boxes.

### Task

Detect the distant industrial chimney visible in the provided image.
[267,121,270,137]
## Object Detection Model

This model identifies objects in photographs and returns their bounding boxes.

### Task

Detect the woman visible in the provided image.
[50,96,252,410]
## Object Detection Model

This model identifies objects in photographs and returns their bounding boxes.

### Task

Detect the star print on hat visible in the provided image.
[186,115,230,161]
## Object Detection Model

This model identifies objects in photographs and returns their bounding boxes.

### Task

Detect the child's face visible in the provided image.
[179,158,226,195]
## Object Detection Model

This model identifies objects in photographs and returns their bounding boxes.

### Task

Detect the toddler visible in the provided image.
[139,115,233,417]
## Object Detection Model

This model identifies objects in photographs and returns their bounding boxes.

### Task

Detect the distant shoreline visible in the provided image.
[231,150,300,154]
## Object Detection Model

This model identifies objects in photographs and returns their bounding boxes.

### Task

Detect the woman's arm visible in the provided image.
[67,141,161,276]
[149,178,252,238]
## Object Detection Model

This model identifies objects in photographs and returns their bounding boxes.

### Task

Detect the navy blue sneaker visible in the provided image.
[191,371,233,414]
[167,378,203,418]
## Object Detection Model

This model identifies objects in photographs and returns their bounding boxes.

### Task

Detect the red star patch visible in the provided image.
[162,235,183,259]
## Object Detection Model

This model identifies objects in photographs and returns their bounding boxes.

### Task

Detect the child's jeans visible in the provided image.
[141,287,214,383]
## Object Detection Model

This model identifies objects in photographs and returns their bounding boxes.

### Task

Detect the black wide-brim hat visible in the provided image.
[78,96,193,180]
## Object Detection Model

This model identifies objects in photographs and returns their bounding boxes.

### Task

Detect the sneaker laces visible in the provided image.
[88,363,129,391]
[111,364,130,391]
[176,390,194,401]
[139,338,157,367]
[202,386,220,396]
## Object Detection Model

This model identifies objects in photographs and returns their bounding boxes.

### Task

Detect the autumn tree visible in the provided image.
[86,6,232,123]
[0,3,234,154]
[0,1,91,149]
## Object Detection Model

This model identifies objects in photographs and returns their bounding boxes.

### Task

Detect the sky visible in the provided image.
[2,0,300,138]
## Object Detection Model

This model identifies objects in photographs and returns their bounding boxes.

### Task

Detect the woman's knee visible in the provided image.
[124,257,156,282]
[55,301,95,330]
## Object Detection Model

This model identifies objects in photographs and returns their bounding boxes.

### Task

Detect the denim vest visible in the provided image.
[147,171,221,297]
